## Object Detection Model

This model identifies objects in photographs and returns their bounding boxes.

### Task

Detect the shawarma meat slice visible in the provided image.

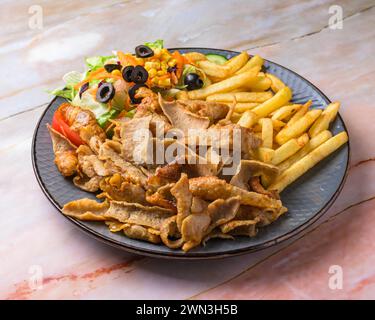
[177,100,230,123]
[98,140,148,186]
[170,173,192,231]
[47,124,78,177]
[73,175,102,192]
[236,205,287,227]
[181,212,211,252]
[230,160,279,191]
[202,230,234,246]
[205,196,241,233]
[249,176,280,200]
[189,176,282,209]
[146,183,177,212]
[99,174,146,203]
[122,224,161,244]
[180,196,240,252]
[62,198,109,221]
[106,221,161,244]
[104,201,174,230]
[159,96,210,133]
[160,216,184,249]
[119,115,152,163]
[220,219,259,237]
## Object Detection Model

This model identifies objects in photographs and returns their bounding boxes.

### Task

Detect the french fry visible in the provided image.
[268,131,348,192]
[266,73,286,92]
[243,87,292,127]
[271,104,302,121]
[260,118,273,148]
[197,60,230,78]
[233,102,259,113]
[278,130,332,172]
[256,147,275,163]
[235,55,264,74]
[246,75,272,91]
[287,100,312,126]
[183,52,207,63]
[275,109,322,145]
[198,52,249,79]
[207,91,273,103]
[187,68,260,100]
[225,51,250,74]
[308,102,340,137]
[237,110,258,128]
[272,119,286,131]
[271,134,309,165]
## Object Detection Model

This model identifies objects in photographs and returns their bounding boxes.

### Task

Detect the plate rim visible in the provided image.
[31,47,351,260]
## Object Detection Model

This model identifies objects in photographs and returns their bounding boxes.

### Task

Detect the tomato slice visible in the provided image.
[52,107,85,146]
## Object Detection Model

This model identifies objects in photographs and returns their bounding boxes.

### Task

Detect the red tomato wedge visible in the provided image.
[52,107,85,147]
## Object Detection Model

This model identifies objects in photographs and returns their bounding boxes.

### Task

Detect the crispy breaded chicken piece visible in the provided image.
[59,103,106,144]
[47,124,78,176]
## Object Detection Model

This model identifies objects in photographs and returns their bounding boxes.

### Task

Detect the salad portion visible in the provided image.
[50,39,223,132]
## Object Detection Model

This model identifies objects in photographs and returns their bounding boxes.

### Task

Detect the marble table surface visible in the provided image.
[1,0,375,300]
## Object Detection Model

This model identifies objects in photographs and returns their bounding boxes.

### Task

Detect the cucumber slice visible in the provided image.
[205,53,228,65]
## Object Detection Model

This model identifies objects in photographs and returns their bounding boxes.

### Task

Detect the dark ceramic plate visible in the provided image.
[32,48,349,259]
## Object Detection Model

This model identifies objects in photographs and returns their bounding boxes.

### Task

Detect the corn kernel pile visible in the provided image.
[143,48,177,88]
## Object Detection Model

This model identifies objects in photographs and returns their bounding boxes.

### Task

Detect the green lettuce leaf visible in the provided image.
[72,91,109,118]
[85,55,115,70]
[144,39,164,50]
[97,109,120,128]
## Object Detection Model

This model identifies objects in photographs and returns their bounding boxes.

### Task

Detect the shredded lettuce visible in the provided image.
[144,39,164,50]
[72,91,109,118]
[47,70,83,101]
[85,55,115,70]
[97,109,120,128]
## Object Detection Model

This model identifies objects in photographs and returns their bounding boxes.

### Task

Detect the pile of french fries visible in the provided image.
[183,52,348,192]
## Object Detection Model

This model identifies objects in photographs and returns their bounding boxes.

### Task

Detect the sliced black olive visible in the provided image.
[131,65,149,84]
[128,83,148,104]
[96,82,115,103]
[167,65,177,73]
[122,65,134,82]
[135,45,154,58]
[104,63,122,73]
[184,73,204,90]
[79,82,89,98]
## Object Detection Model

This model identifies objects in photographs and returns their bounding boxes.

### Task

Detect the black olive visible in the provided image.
[135,45,154,58]
[131,65,149,84]
[167,66,177,73]
[128,83,148,104]
[79,82,89,98]
[104,63,122,73]
[184,73,204,90]
[122,65,134,82]
[96,82,115,103]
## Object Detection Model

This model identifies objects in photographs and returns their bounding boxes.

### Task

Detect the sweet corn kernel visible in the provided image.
[111,69,122,77]
[168,59,177,67]
[145,61,160,70]
[161,61,168,69]
[157,70,166,76]
[158,78,171,87]
[152,77,159,85]
[154,48,161,57]
[148,68,157,77]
